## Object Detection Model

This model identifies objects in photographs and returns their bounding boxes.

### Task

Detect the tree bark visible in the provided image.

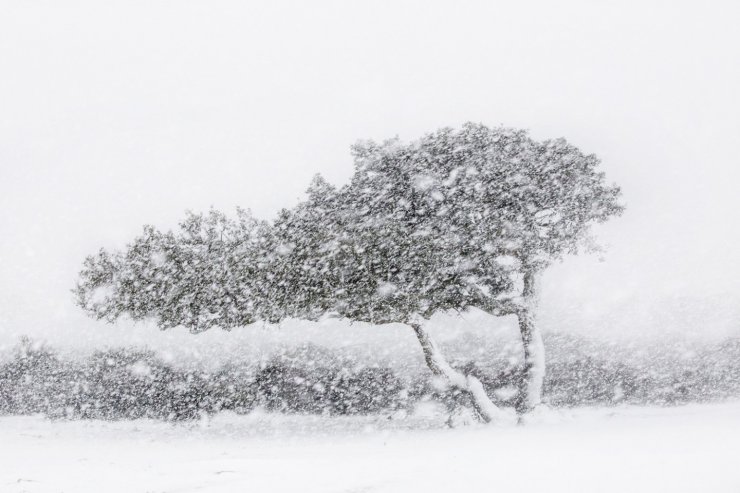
[515,268,545,414]
[409,321,507,423]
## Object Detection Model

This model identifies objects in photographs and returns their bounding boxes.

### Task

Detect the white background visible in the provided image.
[1,0,739,349]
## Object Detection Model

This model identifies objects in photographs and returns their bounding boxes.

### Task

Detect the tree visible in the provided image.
[75,122,623,421]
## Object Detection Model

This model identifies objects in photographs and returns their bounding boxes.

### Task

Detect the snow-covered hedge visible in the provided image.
[1,334,739,420]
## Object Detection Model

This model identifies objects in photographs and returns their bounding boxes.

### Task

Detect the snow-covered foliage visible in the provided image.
[261,124,622,325]
[73,123,623,420]
[2,335,740,421]
[75,208,269,332]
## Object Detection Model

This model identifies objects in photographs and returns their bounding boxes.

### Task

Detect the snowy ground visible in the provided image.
[2,402,739,493]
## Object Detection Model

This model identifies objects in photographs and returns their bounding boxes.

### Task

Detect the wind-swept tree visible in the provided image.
[75,122,622,421]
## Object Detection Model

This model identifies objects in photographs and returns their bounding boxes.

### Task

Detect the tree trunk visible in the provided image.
[409,321,507,423]
[515,269,545,414]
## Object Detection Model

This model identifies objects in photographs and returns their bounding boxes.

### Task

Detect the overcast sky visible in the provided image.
[1,0,739,350]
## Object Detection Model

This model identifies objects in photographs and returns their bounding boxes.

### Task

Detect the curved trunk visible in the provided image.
[516,269,545,414]
[409,321,507,423]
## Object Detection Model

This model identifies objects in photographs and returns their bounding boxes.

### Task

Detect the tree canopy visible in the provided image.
[256,123,623,326]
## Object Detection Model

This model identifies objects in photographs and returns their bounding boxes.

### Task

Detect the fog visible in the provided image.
[1,0,739,352]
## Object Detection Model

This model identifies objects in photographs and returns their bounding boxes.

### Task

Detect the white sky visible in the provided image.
[1,0,739,350]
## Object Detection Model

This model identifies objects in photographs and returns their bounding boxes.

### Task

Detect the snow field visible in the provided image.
[1,402,739,493]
